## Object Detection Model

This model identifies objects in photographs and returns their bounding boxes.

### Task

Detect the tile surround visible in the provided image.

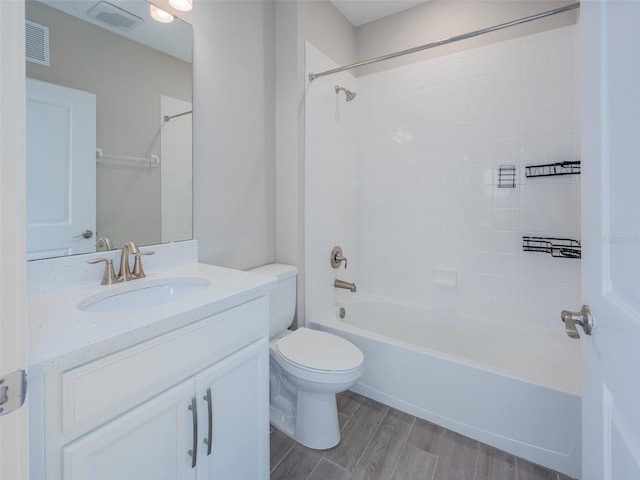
[306,25,581,332]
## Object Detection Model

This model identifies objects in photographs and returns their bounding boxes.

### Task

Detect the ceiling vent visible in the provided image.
[86,2,143,32]
[25,20,50,66]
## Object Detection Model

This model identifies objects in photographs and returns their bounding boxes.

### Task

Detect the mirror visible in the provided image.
[25,0,193,260]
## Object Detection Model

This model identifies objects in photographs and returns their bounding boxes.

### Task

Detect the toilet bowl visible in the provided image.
[249,264,364,449]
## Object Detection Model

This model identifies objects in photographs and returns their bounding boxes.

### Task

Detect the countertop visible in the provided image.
[28,263,276,377]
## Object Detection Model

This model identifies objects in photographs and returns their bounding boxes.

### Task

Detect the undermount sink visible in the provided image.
[78,277,210,313]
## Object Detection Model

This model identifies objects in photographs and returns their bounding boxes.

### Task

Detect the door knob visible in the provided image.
[73,229,93,239]
[561,305,593,339]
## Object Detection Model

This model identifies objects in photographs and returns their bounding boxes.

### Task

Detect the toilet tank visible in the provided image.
[248,264,297,338]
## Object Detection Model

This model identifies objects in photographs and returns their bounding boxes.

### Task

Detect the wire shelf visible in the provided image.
[522,236,581,259]
[497,165,516,188]
[525,161,580,178]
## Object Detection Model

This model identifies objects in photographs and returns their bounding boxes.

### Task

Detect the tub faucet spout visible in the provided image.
[334,279,357,292]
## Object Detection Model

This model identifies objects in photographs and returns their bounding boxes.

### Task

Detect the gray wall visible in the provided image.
[192,0,277,270]
[26,1,192,248]
[356,1,578,75]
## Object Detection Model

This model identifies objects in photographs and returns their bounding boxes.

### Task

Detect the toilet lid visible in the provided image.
[277,327,364,371]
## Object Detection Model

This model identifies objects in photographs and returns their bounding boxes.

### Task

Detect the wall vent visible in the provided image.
[26,20,50,66]
[86,2,143,32]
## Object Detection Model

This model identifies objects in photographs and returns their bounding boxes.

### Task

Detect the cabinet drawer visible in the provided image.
[61,297,267,435]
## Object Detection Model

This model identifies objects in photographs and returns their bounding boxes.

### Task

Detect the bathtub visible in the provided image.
[308,296,582,478]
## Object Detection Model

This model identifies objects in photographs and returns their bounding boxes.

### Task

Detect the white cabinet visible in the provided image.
[30,298,269,480]
[194,340,268,480]
[62,379,196,480]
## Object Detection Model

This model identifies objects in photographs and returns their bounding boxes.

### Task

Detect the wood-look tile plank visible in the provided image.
[306,459,351,480]
[390,444,438,480]
[558,473,575,480]
[407,418,446,456]
[325,396,388,472]
[433,430,478,480]
[336,390,363,417]
[516,458,559,480]
[338,412,349,431]
[350,408,415,480]
[270,443,324,480]
[270,428,296,472]
[474,444,515,480]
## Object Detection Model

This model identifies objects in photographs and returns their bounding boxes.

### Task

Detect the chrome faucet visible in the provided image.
[334,279,357,292]
[117,241,140,282]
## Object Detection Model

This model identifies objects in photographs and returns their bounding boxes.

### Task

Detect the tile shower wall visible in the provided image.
[356,25,580,331]
[305,43,358,321]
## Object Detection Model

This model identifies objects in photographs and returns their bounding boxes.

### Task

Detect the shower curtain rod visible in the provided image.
[307,2,579,81]
[163,110,192,122]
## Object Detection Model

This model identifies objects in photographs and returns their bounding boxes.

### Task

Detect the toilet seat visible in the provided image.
[276,327,364,373]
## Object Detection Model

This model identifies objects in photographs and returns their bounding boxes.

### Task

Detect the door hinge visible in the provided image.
[0,370,27,416]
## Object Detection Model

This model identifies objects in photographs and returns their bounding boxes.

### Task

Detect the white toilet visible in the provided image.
[249,263,364,450]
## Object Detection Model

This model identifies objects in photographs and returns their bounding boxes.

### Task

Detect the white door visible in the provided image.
[195,338,269,480]
[580,1,640,479]
[63,379,197,480]
[26,78,96,260]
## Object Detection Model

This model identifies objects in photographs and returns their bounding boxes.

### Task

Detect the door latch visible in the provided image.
[561,305,594,339]
[0,370,27,416]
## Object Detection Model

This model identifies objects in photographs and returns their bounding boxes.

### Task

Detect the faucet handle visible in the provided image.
[132,251,155,279]
[330,246,348,269]
[87,258,117,285]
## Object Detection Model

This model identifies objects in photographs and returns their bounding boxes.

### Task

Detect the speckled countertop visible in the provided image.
[28,263,276,378]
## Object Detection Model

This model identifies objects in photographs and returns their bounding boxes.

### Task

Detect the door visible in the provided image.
[0,1,28,479]
[63,378,197,480]
[25,78,96,260]
[195,338,269,480]
[580,1,640,479]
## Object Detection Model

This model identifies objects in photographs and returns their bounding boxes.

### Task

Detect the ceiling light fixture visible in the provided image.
[150,4,174,23]
[169,0,193,12]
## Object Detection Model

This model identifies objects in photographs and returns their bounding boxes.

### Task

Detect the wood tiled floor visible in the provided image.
[270,391,574,480]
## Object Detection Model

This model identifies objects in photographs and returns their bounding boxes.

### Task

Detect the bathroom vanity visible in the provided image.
[27,250,274,480]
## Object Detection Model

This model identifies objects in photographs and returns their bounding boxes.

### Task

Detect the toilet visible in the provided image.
[249,263,364,450]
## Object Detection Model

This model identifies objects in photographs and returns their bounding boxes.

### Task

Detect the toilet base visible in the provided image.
[270,391,340,450]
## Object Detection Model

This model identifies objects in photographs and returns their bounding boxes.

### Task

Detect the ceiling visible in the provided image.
[329,0,430,27]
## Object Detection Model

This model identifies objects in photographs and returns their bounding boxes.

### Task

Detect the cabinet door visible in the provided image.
[195,338,269,480]
[63,379,197,480]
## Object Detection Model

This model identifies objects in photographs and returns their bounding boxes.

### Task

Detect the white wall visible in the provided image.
[192,0,276,270]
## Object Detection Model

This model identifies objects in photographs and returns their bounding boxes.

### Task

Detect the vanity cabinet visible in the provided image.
[30,297,269,480]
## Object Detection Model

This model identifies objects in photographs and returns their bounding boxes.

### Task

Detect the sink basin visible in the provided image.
[78,277,210,313]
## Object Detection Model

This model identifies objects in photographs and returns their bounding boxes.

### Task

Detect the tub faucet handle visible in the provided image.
[331,246,348,269]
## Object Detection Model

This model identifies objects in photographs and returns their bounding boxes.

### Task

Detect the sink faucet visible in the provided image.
[117,241,140,282]
[334,279,357,292]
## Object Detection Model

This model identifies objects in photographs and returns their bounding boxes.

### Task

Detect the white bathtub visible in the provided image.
[308,296,582,478]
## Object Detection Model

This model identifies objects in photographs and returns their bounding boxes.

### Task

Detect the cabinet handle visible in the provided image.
[188,397,198,468]
[203,388,213,455]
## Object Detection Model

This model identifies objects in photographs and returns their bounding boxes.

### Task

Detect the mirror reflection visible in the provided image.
[25,0,193,260]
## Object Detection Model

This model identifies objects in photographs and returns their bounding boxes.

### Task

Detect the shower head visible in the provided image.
[335,85,356,102]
